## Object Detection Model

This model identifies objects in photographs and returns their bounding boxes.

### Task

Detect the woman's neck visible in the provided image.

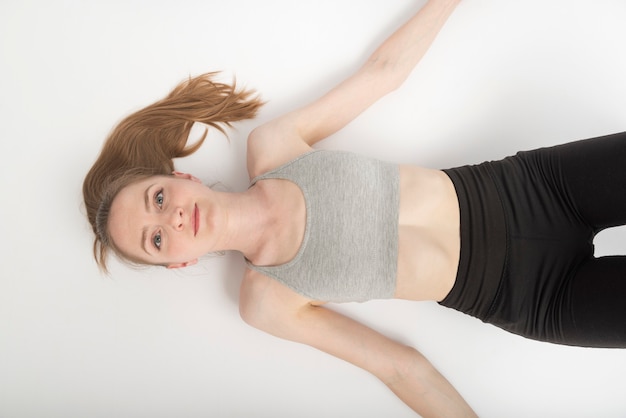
[215,180,304,267]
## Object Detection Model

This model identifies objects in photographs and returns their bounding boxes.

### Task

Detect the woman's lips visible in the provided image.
[193,204,199,236]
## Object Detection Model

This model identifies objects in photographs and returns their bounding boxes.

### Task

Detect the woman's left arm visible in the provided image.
[239,271,477,417]
[249,0,461,151]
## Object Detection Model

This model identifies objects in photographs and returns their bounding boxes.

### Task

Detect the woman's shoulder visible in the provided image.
[239,268,320,329]
[246,122,313,179]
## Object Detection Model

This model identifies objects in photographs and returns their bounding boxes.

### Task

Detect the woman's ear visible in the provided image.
[166,258,198,269]
[172,171,201,183]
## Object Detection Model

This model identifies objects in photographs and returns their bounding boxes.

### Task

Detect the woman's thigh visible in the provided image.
[525,131,626,347]
[560,256,626,348]
[548,131,626,231]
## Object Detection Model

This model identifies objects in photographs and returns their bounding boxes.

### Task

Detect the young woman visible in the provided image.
[83,0,625,416]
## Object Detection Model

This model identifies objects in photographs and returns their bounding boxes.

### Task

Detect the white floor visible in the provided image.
[2,1,626,417]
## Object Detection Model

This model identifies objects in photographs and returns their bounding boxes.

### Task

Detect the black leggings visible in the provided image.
[440,131,626,348]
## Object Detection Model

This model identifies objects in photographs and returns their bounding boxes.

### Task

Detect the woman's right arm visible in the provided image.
[239,271,477,417]
[247,0,462,175]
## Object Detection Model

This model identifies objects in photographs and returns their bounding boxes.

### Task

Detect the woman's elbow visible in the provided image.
[379,345,431,389]
[362,58,410,94]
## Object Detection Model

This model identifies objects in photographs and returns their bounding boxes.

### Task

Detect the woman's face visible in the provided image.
[108,173,218,268]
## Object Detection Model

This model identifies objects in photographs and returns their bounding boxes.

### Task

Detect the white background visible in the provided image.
[2,1,626,417]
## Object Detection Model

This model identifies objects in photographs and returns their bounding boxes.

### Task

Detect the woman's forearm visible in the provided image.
[364,0,461,93]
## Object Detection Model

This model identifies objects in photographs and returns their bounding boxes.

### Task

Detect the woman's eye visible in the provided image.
[155,190,164,208]
[153,232,162,249]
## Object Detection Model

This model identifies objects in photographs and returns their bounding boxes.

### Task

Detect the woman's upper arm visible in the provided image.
[285,64,396,146]
[246,63,396,176]
[250,63,392,150]
[239,270,410,380]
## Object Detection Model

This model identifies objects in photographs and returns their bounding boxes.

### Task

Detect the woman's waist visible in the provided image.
[395,222,460,301]
[395,166,461,301]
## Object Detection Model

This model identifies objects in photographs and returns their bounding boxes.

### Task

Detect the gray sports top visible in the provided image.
[246,150,399,303]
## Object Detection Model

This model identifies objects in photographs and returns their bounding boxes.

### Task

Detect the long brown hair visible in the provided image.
[83,72,264,271]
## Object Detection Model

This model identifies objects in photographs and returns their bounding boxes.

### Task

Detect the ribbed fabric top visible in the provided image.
[246,150,399,303]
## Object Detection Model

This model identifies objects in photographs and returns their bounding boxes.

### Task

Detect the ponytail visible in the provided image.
[83,72,264,271]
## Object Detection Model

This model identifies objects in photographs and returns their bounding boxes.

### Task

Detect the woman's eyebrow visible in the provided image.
[144,183,155,212]
[141,227,150,256]
[140,183,156,256]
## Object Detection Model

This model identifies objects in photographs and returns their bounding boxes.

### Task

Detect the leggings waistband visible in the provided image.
[440,163,507,321]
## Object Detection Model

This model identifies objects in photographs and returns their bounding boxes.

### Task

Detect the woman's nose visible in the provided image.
[170,207,185,231]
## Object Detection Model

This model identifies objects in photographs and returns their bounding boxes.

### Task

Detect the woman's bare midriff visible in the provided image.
[394,165,461,302]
